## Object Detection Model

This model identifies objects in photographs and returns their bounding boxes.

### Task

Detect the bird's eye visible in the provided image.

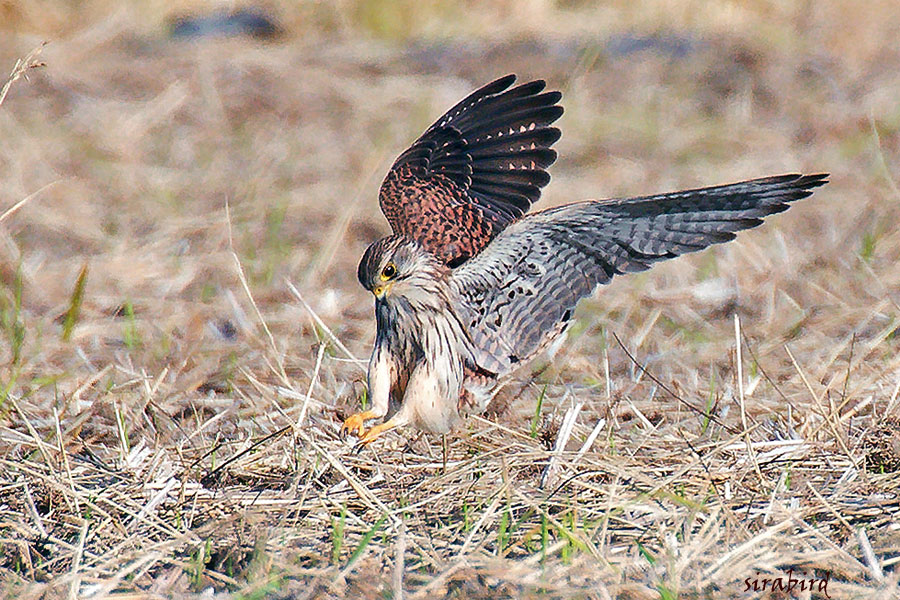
[380,263,397,280]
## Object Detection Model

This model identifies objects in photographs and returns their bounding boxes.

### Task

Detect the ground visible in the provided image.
[1,1,900,598]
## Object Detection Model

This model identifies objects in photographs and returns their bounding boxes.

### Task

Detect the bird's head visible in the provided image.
[357,235,447,304]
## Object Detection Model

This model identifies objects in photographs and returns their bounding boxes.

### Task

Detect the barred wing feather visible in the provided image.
[379,74,563,267]
[451,173,828,374]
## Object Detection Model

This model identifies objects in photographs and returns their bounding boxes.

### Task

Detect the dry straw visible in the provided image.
[2,4,900,598]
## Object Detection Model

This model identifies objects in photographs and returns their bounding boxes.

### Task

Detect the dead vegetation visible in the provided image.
[1,1,900,598]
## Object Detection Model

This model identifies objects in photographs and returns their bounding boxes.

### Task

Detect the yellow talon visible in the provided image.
[355,415,407,448]
[356,422,392,446]
[341,410,378,438]
[343,412,407,449]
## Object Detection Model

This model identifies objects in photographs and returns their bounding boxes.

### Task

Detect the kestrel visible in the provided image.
[343,74,827,445]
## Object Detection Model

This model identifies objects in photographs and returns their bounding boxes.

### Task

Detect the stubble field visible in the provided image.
[1,1,900,598]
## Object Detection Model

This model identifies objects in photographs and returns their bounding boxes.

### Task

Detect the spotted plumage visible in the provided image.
[379,74,562,267]
[342,74,828,445]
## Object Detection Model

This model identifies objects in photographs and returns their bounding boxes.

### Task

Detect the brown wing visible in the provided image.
[380,74,563,267]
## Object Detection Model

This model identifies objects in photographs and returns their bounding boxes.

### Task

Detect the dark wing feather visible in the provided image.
[380,75,563,267]
[450,173,828,374]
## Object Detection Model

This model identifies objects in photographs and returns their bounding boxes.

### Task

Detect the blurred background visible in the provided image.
[2,2,900,596]
[2,0,899,392]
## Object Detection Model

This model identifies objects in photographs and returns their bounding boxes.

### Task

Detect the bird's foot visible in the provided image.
[356,421,396,446]
[340,410,378,439]
[348,414,409,452]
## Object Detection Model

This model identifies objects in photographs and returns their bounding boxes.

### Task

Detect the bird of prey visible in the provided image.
[343,74,827,445]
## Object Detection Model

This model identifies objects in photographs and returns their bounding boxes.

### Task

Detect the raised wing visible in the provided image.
[450,173,828,374]
[380,74,563,267]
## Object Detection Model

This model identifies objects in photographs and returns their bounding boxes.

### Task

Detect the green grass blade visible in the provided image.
[331,505,346,564]
[61,262,88,342]
[701,367,716,435]
[637,541,655,565]
[345,513,387,568]
[530,384,547,438]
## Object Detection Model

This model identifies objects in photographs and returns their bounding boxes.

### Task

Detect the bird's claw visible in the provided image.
[341,411,399,450]
[351,430,379,454]
[352,421,396,451]
[341,411,374,440]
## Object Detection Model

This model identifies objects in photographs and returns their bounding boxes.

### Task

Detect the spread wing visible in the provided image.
[450,173,829,374]
[380,74,563,267]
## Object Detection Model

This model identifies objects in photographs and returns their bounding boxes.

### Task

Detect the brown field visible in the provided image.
[2,1,900,598]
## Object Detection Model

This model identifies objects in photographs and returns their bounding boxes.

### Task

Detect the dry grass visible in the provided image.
[2,1,900,598]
